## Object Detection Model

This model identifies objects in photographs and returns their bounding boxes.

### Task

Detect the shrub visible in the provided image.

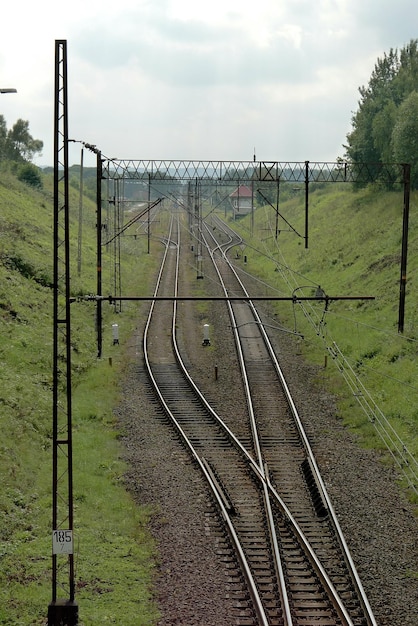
[17,163,43,188]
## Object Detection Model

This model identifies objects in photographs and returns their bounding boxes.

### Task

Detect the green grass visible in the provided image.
[0,164,162,624]
[2,164,417,623]
[71,361,158,626]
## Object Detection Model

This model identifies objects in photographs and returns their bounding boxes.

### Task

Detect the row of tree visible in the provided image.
[345,39,418,187]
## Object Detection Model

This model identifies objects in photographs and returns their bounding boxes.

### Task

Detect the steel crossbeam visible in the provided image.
[102,158,405,185]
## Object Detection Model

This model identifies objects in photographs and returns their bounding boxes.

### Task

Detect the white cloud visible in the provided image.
[1,0,418,166]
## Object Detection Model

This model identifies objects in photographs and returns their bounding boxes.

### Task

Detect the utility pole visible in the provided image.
[77,148,84,276]
[69,139,103,355]
[148,173,151,254]
[96,149,103,357]
[275,177,280,240]
[398,163,411,333]
[304,161,309,248]
[49,39,78,626]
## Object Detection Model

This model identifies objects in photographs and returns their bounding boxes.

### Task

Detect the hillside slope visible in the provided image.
[0,166,160,624]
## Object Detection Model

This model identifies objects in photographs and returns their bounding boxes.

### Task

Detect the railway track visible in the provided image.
[142,209,377,625]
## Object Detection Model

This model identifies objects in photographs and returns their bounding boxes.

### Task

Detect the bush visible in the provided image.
[17,163,43,188]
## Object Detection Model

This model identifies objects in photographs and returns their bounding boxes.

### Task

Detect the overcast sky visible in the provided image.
[1,0,418,167]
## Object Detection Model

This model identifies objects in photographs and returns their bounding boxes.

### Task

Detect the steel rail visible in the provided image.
[142,214,270,626]
[144,222,359,618]
[200,225,294,625]
[142,211,371,624]
[209,214,378,626]
[203,220,358,626]
[165,213,361,624]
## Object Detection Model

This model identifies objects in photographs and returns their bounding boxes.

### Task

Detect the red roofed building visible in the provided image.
[229,184,253,218]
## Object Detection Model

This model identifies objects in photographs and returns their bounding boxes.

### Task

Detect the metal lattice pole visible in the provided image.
[48,39,78,626]
[398,163,411,333]
[96,150,103,358]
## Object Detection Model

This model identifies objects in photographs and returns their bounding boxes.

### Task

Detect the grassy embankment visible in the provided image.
[2,169,417,624]
[225,182,418,503]
[0,164,164,625]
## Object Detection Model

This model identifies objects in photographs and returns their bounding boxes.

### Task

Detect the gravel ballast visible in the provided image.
[116,253,418,626]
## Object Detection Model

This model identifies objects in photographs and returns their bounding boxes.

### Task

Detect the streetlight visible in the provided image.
[0,88,17,94]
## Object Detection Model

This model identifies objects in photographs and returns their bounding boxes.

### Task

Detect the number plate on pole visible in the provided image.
[52,529,73,554]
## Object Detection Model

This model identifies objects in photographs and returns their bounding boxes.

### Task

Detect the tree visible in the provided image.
[0,115,7,161]
[396,40,418,99]
[345,39,418,188]
[345,48,400,166]
[3,118,43,162]
[392,91,418,187]
[17,162,43,188]
[372,101,397,164]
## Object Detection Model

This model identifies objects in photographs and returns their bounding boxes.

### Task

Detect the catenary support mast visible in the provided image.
[49,39,78,626]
